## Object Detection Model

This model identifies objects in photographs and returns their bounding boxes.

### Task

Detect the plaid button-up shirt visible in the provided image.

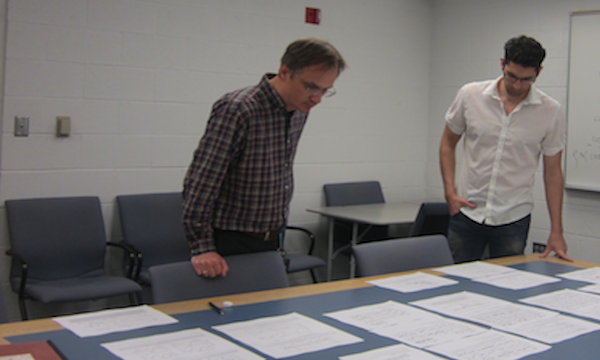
[183,74,308,255]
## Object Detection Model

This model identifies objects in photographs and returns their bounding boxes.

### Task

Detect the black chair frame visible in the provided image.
[6,242,139,320]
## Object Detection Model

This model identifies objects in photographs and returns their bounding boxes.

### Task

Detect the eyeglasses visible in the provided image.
[503,71,536,85]
[303,81,336,98]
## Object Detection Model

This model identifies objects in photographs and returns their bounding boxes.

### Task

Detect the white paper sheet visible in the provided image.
[213,312,362,359]
[324,301,440,331]
[410,291,507,318]
[501,314,600,344]
[411,291,558,329]
[340,344,445,360]
[520,288,600,321]
[427,330,551,360]
[101,328,263,360]
[557,267,600,284]
[53,305,178,338]
[579,284,600,294]
[324,301,486,349]
[0,355,35,360]
[433,261,516,279]
[472,270,560,290]
[367,272,459,293]
[372,317,487,349]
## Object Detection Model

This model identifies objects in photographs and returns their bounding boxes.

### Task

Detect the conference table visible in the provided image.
[307,202,423,280]
[1,254,599,359]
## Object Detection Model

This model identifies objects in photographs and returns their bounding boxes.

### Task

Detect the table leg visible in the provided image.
[327,217,334,281]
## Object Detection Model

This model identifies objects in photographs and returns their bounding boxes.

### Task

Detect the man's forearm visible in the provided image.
[543,153,565,234]
[439,127,460,199]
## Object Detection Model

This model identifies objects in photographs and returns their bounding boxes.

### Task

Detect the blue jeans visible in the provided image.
[447,212,530,263]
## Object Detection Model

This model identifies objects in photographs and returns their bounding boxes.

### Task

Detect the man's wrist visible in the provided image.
[190,244,217,257]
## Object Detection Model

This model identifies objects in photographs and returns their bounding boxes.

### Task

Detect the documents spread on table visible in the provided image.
[36,262,600,360]
[367,272,459,293]
[213,312,363,359]
[427,330,550,360]
[520,288,600,321]
[557,266,600,283]
[102,328,263,360]
[325,299,553,359]
[411,291,600,343]
[579,284,600,294]
[325,301,487,348]
[340,344,444,360]
[433,261,516,278]
[52,305,178,338]
[433,261,561,290]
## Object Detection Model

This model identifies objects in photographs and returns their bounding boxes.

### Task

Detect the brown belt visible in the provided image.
[243,230,282,241]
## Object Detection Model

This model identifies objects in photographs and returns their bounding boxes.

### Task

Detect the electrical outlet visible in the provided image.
[532,242,546,253]
[14,116,29,137]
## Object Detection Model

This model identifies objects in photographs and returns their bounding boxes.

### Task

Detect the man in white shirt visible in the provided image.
[439,35,572,263]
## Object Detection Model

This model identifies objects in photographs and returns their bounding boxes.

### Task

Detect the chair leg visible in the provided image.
[19,295,28,321]
[310,270,318,283]
[128,292,141,306]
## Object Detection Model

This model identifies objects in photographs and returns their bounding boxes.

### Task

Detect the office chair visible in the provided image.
[283,226,326,283]
[0,288,9,323]
[149,251,290,304]
[116,192,190,285]
[352,235,454,277]
[5,196,142,320]
[323,180,392,247]
[408,202,450,237]
[324,181,385,207]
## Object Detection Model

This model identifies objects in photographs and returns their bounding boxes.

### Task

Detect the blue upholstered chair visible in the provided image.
[0,287,9,323]
[116,192,190,285]
[352,235,454,277]
[323,181,392,247]
[5,196,142,320]
[149,251,289,304]
[408,202,450,237]
[283,226,326,283]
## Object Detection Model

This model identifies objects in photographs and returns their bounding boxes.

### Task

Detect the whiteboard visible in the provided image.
[565,11,600,191]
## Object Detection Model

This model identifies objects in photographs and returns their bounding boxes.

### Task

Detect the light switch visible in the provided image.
[14,116,29,137]
[56,116,70,137]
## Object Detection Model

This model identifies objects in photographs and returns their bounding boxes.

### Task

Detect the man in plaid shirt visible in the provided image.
[183,38,346,277]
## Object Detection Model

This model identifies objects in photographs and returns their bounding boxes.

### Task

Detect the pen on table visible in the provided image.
[209,301,224,315]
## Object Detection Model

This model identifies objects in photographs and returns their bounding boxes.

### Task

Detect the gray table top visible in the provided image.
[307,202,422,226]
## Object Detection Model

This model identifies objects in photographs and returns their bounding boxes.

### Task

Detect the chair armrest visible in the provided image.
[5,249,29,301]
[285,226,317,255]
[107,242,142,281]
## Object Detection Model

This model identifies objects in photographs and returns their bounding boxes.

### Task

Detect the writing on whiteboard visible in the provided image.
[572,150,600,169]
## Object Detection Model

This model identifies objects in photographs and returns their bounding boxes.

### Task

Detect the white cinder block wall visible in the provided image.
[2,0,600,322]
[426,0,600,263]
[0,0,432,320]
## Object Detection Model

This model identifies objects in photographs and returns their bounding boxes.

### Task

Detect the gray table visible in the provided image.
[307,202,422,280]
[6,256,598,359]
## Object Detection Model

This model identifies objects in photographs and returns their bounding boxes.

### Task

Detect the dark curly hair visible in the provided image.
[504,35,546,70]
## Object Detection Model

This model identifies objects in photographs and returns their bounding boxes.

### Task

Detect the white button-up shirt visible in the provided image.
[445,76,566,226]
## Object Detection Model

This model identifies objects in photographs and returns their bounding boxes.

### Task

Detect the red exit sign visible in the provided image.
[306,7,321,25]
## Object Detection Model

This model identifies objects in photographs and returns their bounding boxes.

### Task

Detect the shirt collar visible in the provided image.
[483,75,542,105]
[261,73,288,111]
